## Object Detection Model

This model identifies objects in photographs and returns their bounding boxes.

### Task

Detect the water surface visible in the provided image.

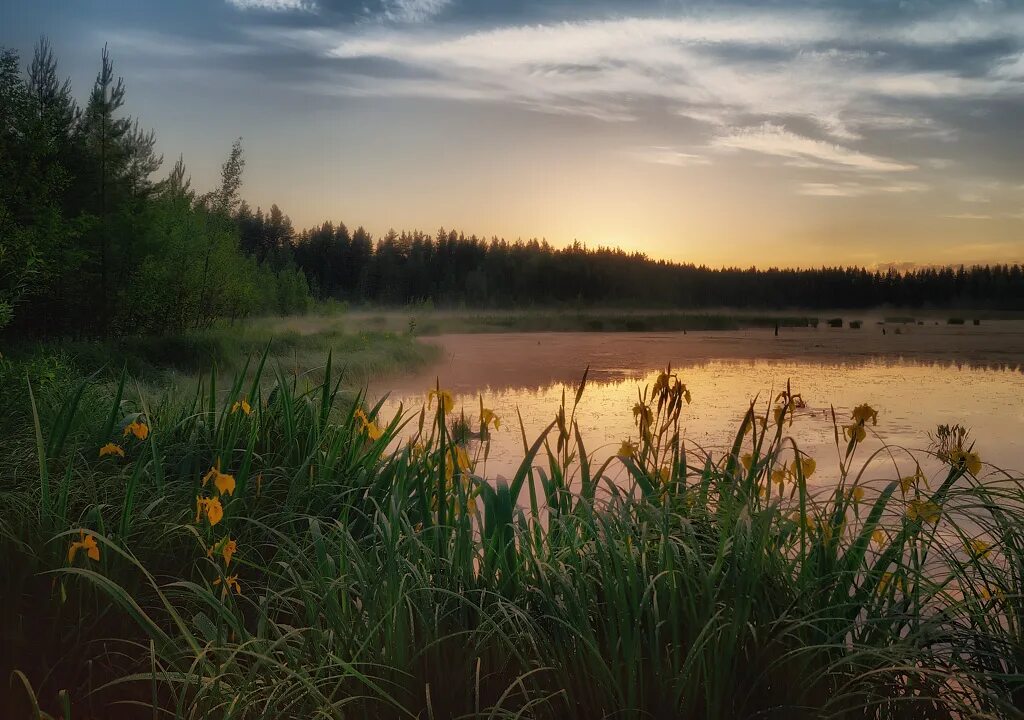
[372,332,1024,484]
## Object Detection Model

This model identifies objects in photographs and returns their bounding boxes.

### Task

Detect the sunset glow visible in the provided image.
[5,0,1023,267]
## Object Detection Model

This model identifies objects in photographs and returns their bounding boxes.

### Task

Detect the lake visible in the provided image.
[371,330,1024,486]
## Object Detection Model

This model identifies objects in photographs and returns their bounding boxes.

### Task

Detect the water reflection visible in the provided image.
[373,333,1024,484]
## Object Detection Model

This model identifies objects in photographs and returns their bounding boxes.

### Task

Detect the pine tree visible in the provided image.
[81,44,131,331]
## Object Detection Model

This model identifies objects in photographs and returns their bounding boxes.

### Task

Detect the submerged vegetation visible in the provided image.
[2,349,1023,719]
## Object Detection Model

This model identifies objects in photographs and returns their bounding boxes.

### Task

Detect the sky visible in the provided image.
[3,0,1023,268]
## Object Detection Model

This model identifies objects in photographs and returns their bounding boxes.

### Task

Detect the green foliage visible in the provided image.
[1,354,1023,719]
[0,40,310,338]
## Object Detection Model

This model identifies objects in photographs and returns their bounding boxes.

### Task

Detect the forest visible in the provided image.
[3,39,1023,342]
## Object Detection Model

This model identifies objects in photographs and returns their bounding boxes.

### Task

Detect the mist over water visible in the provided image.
[375,332,1024,485]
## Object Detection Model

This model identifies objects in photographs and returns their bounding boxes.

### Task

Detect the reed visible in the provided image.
[1,350,1021,719]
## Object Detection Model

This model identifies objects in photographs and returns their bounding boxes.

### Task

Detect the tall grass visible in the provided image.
[1,351,1022,719]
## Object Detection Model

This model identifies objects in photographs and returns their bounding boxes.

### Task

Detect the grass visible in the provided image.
[1,349,1023,719]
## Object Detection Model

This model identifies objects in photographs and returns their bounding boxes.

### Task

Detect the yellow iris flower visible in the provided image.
[196,496,224,527]
[798,456,816,478]
[209,537,238,566]
[231,399,252,416]
[851,404,878,425]
[948,450,982,476]
[967,538,992,558]
[354,408,384,440]
[202,463,236,496]
[99,443,125,458]
[617,439,638,459]
[480,408,501,431]
[428,389,454,414]
[843,424,866,443]
[213,574,242,597]
[906,499,941,525]
[67,531,100,563]
[123,420,149,440]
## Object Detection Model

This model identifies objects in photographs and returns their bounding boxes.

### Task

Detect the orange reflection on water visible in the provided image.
[374,336,1024,486]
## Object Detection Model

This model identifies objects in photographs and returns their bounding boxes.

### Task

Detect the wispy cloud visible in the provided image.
[383,0,450,23]
[799,181,929,197]
[306,8,1024,138]
[226,0,315,12]
[629,146,711,167]
[712,124,915,173]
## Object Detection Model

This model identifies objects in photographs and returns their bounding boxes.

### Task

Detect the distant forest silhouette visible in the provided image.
[281,218,1024,309]
[3,38,1023,342]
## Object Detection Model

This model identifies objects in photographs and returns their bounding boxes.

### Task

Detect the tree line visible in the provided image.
[3,39,1022,342]
[0,39,310,338]
[285,223,1024,309]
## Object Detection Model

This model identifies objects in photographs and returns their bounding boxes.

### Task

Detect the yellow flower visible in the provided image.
[209,537,238,566]
[123,420,149,440]
[453,445,471,472]
[427,389,454,414]
[967,538,992,559]
[231,399,252,416]
[843,424,866,443]
[67,531,100,563]
[740,453,753,471]
[871,528,887,546]
[771,467,787,487]
[849,486,865,503]
[798,456,816,478]
[851,404,878,426]
[788,510,816,531]
[365,420,383,441]
[214,471,235,497]
[202,463,235,496]
[99,443,125,458]
[353,408,384,440]
[653,371,670,395]
[196,496,224,527]
[948,450,982,476]
[906,499,941,525]
[979,583,1005,602]
[444,445,473,481]
[617,439,638,459]
[480,408,501,431]
[213,574,242,598]
[773,405,791,426]
[632,401,653,429]
[658,466,671,485]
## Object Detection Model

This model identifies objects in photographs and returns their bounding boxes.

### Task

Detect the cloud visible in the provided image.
[798,181,929,197]
[227,0,315,11]
[712,124,916,173]
[236,4,1024,197]
[290,7,1024,144]
[942,213,994,220]
[630,146,711,167]
[383,0,450,23]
